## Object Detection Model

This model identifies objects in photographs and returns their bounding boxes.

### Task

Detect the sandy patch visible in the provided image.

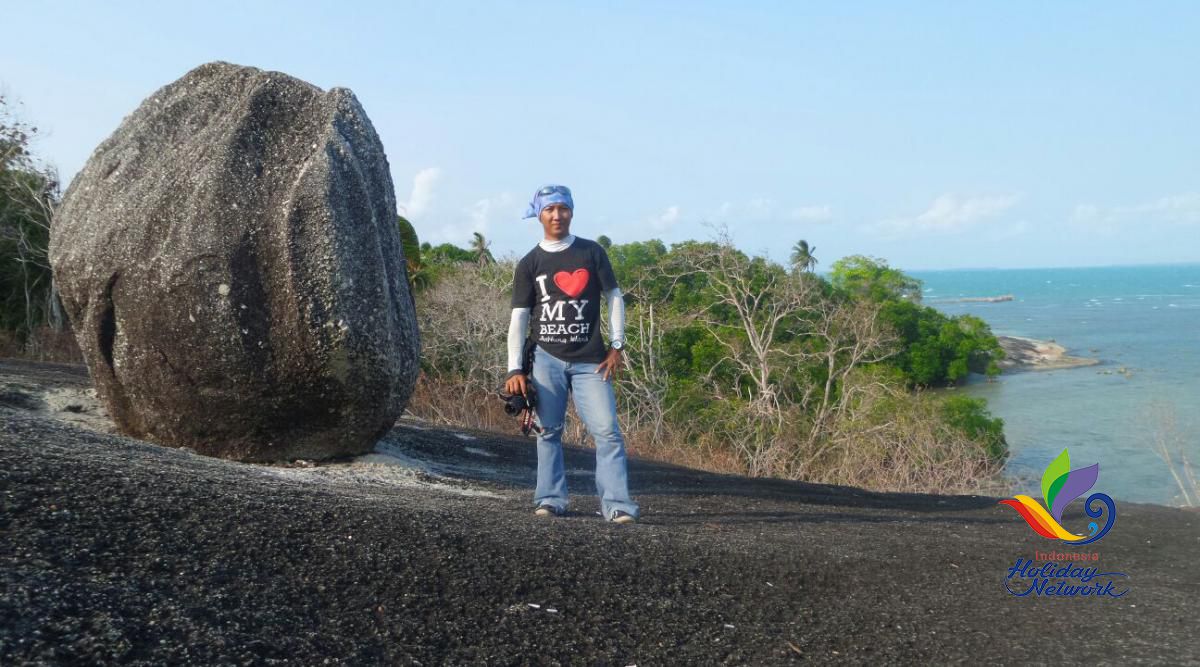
[41,386,119,434]
[257,452,502,498]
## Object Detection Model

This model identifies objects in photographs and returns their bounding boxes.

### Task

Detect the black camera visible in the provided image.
[502,390,536,416]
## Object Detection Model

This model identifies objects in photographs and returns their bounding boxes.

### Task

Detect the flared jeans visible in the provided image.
[530,346,639,520]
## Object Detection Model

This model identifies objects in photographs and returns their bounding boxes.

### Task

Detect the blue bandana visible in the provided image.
[523,184,574,219]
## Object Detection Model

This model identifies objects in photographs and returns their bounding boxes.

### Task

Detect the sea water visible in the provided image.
[910,264,1200,506]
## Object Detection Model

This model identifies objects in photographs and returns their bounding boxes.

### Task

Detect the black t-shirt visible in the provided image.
[511,237,618,363]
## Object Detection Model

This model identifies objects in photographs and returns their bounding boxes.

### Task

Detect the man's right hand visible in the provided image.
[505,372,529,398]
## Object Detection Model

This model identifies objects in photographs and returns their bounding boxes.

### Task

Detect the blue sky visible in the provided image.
[2,1,1198,269]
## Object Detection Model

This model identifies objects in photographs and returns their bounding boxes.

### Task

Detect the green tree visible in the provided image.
[940,394,1007,460]
[469,231,495,266]
[606,239,668,303]
[424,243,476,265]
[1,96,59,338]
[789,239,818,273]
[396,215,427,290]
[596,234,612,250]
[830,255,922,303]
[879,300,1002,386]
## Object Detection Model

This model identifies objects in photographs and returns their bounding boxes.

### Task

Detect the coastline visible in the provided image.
[995,335,1100,372]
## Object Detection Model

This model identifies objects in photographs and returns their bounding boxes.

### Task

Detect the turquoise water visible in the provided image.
[910,264,1200,506]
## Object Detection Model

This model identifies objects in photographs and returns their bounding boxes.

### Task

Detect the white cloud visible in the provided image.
[649,205,681,231]
[399,167,442,219]
[875,193,1020,237]
[790,205,833,222]
[707,200,830,224]
[467,192,514,231]
[1072,193,1200,229]
[747,197,774,217]
[429,192,514,246]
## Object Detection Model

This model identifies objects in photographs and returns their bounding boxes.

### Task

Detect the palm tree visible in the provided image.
[790,240,818,273]
[470,232,495,266]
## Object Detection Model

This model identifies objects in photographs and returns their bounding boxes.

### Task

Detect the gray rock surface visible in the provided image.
[2,359,1197,665]
[49,62,419,461]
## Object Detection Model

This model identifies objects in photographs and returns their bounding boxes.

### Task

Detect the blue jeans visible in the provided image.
[531,346,638,520]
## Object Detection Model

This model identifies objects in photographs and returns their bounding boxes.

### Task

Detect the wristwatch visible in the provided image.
[610,340,624,351]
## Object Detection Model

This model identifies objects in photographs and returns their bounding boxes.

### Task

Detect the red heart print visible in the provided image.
[553,269,590,298]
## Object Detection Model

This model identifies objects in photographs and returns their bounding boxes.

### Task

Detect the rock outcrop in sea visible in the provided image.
[49,61,419,461]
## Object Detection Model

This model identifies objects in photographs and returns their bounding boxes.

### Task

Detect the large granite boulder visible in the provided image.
[49,62,419,461]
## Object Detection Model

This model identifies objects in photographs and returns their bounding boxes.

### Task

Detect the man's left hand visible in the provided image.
[597,347,623,382]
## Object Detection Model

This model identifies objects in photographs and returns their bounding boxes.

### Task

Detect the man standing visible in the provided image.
[504,185,639,524]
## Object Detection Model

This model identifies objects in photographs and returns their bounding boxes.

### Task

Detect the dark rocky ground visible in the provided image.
[1,359,1197,665]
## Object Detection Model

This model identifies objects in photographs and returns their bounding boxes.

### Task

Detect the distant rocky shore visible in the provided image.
[996,335,1100,371]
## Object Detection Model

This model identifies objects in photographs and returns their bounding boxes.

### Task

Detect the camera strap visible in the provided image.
[520,408,541,436]
[513,336,542,435]
[521,336,536,375]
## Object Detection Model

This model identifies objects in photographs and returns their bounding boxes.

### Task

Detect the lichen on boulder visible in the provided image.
[50,61,419,461]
